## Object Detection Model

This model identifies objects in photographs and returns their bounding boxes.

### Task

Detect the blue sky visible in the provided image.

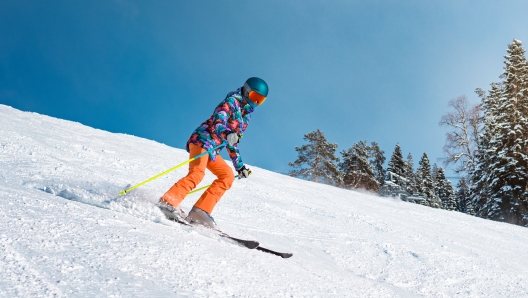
[2,1,528,181]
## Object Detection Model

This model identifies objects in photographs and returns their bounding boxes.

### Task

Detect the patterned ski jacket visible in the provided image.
[186,88,254,170]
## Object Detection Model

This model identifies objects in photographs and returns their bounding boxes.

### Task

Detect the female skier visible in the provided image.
[158,77,268,228]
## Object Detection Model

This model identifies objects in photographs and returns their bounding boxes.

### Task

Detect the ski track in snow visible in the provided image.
[1,104,528,297]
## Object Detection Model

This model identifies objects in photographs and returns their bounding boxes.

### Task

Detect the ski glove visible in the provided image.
[237,165,251,179]
[227,132,239,146]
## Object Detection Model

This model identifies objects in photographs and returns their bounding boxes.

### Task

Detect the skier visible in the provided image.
[158,77,269,229]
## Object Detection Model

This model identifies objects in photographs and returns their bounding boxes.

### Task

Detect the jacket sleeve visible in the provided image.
[226,144,244,170]
[211,97,245,170]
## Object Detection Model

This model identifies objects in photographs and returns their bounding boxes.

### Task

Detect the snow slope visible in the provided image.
[1,104,528,297]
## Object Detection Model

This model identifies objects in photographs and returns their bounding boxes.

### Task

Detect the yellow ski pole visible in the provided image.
[187,184,213,195]
[117,143,225,197]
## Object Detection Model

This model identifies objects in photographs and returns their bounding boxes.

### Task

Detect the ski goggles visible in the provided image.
[248,90,267,105]
[244,83,267,105]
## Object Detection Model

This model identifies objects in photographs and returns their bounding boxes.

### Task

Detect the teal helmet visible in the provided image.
[243,77,268,107]
[244,77,268,97]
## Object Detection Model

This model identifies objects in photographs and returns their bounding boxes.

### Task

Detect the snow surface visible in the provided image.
[1,104,528,297]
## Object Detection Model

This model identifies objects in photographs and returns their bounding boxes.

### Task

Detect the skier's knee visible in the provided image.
[188,168,206,184]
[223,171,235,189]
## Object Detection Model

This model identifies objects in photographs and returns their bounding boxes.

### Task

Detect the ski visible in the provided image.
[167,217,260,249]
[256,246,293,259]
[166,217,292,258]
[222,234,260,249]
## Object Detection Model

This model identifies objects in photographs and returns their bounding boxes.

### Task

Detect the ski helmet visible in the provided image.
[243,77,268,106]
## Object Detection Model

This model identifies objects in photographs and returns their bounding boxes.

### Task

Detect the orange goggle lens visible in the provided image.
[248,91,267,105]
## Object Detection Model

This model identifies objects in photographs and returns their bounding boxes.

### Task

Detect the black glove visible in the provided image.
[237,165,251,179]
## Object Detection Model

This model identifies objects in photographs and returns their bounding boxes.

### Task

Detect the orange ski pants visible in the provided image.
[160,144,235,214]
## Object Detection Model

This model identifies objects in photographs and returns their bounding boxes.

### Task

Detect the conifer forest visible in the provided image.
[289,39,528,227]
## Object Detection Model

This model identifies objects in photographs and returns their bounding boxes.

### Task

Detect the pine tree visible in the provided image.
[482,39,528,225]
[431,163,440,199]
[470,83,501,218]
[338,140,379,192]
[417,153,440,208]
[435,167,457,210]
[387,144,407,189]
[369,142,386,187]
[288,129,340,185]
[404,153,419,196]
[456,177,471,214]
[447,185,458,211]
[466,198,475,216]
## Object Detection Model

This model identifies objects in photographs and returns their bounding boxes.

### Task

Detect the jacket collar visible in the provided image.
[236,88,255,113]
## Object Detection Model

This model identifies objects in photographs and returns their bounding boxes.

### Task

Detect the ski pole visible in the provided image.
[187,184,215,195]
[117,143,226,197]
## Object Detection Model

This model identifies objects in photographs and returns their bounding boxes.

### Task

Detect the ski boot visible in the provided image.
[158,202,187,223]
[185,206,217,229]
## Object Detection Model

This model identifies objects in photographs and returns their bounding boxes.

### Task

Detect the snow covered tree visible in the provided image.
[338,140,379,192]
[469,83,503,218]
[416,153,440,208]
[387,144,407,189]
[431,163,440,185]
[456,177,471,214]
[434,167,457,210]
[476,39,528,225]
[289,129,340,185]
[404,153,419,196]
[369,142,386,187]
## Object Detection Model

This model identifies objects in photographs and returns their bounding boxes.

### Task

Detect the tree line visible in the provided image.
[288,130,462,211]
[289,39,528,227]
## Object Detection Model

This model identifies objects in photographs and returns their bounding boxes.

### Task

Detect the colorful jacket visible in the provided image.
[186,88,254,170]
